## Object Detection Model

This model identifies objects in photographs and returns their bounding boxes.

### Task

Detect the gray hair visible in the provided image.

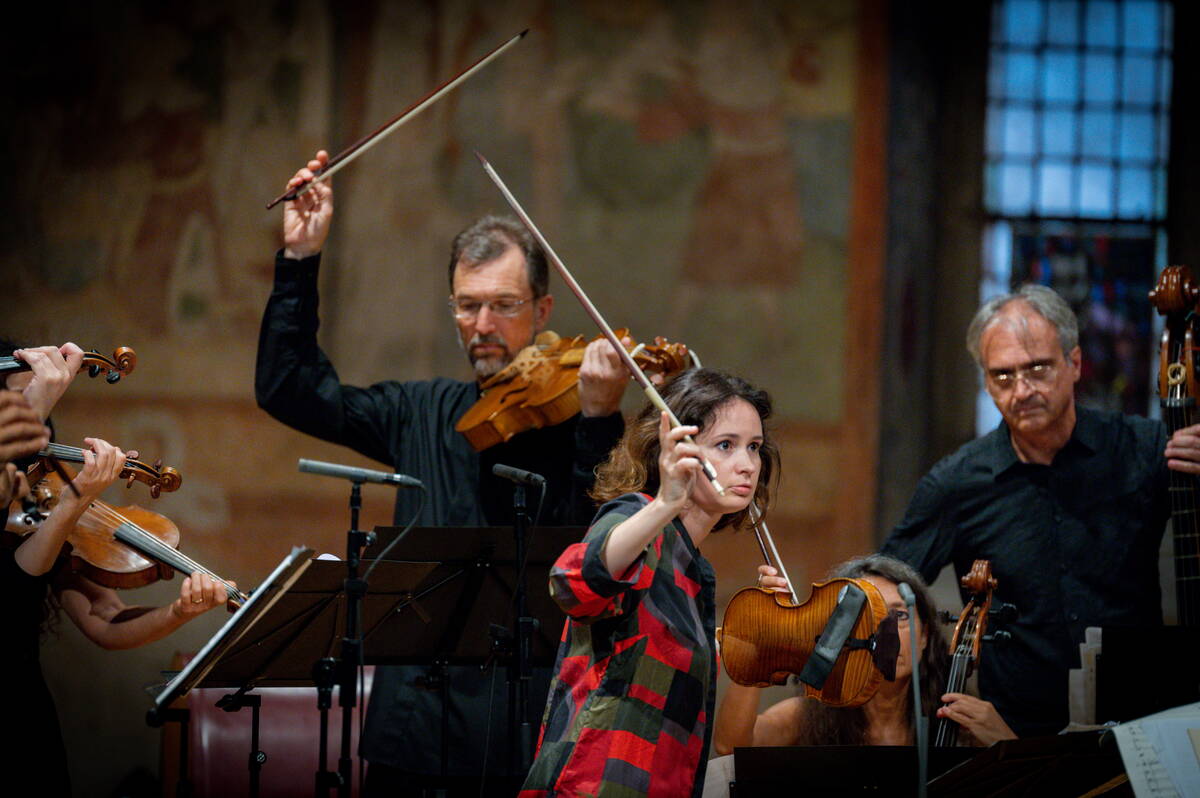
[965,284,1079,367]
[447,215,549,298]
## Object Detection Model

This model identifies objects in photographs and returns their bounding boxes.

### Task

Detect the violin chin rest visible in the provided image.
[873,613,900,681]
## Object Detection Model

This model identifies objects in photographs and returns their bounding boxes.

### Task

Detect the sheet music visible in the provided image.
[1113,701,1200,797]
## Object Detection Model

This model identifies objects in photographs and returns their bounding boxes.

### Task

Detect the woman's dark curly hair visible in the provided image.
[590,368,778,532]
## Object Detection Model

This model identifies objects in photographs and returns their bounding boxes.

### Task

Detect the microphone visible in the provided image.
[298,458,424,488]
[897,582,928,798]
[492,463,546,487]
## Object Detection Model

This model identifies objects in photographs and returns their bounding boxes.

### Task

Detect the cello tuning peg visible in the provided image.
[154,458,163,470]
[989,602,1018,623]
[982,630,1012,645]
[150,484,161,499]
[126,475,136,489]
[89,364,102,378]
[105,370,121,383]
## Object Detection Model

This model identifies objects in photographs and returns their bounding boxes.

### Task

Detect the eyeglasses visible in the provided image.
[447,296,533,320]
[988,362,1058,391]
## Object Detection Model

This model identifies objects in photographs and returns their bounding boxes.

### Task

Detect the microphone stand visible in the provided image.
[899,583,928,798]
[510,480,535,776]
[314,479,375,798]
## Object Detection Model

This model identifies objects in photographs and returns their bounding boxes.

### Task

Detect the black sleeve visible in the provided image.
[879,465,956,585]
[562,413,624,526]
[255,251,405,466]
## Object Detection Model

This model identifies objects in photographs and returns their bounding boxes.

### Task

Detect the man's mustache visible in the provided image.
[469,333,508,350]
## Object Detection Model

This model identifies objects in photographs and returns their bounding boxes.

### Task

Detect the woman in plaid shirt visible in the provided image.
[521,369,778,798]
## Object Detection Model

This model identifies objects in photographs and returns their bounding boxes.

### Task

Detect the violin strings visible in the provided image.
[78,501,241,599]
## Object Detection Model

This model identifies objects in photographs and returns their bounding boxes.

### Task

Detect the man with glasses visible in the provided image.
[882,284,1200,740]
[256,151,630,795]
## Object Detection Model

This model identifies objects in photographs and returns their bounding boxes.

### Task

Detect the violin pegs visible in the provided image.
[151,484,161,499]
[89,364,102,378]
[105,370,121,384]
[154,458,163,470]
[126,475,136,489]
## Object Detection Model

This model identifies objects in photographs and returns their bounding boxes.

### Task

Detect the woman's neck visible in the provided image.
[862,677,913,746]
[678,503,720,548]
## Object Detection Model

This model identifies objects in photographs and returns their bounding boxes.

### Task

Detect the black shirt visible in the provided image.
[881,407,1169,737]
[255,251,625,774]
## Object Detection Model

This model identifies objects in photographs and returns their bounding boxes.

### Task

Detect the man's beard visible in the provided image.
[465,333,512,380]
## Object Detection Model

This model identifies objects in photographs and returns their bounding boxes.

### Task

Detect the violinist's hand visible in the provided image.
[69,438,128,500]
[282,150,334,259]
[171,572,231,620]
[11,343,84,421]
[579,336,630,417]
[0,390,49,464]
[755,564,789,592]
[936,693,1018,746]
[656,412,702,513]
[1165,423,1200,474]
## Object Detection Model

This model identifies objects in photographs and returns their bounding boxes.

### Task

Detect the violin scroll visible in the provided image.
[0,346,137,384]
[24,445,182,498]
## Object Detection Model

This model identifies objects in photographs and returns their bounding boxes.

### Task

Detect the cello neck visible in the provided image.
[933,649,971,747]
[1161,396,1200,626]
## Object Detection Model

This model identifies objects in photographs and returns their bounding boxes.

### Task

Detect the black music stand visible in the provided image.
[147,546,317,722]
[928,731,1126,797]
[730,745,976,796]
[359,525,584,790]
[147,550,436,797]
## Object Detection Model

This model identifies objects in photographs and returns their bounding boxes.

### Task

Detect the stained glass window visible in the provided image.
[978,0,1173,434]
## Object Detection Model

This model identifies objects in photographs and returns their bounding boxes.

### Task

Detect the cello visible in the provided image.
[933,559,996,746]
[1149,266,1200,626]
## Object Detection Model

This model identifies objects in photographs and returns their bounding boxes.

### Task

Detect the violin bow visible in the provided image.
[750,505,798,605]
[267,29,529,209]
[475,152,725,495]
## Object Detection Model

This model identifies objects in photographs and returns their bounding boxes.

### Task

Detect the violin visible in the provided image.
[22,443,182,498]
[8,473,245,607]
[718,577,899,707]
[0,346,136,384]
[456,329,692,451]
[934,559,996,747]
[1149,266,1200,626]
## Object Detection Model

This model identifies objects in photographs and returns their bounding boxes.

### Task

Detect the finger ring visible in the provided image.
[756,574,763,586]
[192,598,204,604]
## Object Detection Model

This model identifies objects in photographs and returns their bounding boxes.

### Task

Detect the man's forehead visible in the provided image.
[980,307,1061,366]
[451,246,532,294]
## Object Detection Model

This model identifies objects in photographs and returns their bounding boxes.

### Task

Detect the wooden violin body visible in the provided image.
[0,346,136,384]
[456,329,690,451]
[718,578,896,708]
[8,473,244,606]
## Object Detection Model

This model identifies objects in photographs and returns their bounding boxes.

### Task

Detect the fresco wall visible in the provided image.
[2,1,886,793]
